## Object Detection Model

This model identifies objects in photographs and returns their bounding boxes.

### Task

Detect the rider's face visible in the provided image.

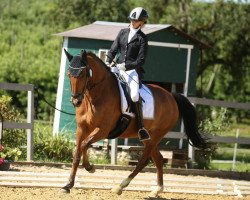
[131,20,143,29]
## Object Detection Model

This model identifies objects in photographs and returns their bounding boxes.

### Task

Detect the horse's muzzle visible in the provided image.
[71,94,83,107]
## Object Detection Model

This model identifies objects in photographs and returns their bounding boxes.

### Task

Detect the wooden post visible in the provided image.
[27,88,34,161]
[187,103,196,165]
[232,129,239,170]
[111,138,118,165]
[124,138,128,146]
[179,47,193,150]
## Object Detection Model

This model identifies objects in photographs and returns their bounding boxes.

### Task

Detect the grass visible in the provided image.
[219,118,250,137]
[210,162,250,172]
[213,147,250,162]
[209,118,250,172]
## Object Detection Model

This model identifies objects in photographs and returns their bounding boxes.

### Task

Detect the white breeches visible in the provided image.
[119,69,139,102]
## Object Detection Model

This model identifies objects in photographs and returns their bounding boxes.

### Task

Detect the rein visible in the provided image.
[34,86,75,115]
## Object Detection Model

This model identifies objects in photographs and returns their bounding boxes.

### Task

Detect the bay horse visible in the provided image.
[61,49,208,197]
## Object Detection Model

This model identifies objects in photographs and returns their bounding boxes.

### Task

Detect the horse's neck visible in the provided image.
[87,56,116,100]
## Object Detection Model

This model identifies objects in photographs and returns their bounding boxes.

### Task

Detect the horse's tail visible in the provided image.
[172,93,208,150]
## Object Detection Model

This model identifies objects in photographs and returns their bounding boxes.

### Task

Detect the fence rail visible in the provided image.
[163,131,250,145]
[0,83,34,161]
[188,97,250,110]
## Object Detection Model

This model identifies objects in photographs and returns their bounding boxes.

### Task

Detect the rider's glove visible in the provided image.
[111,66,119,73]
[105,62,111,67]
[117,63,126,71]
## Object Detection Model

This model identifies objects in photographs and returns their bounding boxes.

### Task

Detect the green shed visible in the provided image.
[53,21,208,136]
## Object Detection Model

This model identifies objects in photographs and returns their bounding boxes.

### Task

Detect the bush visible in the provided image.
[196,107,229,169]
[34,122,75,162]
[0,146,22,161]
[0,95,75,163]
[0,95,26,157]
[199,107,229,135]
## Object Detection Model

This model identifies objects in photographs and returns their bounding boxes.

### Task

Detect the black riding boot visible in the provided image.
[134,100,151,141]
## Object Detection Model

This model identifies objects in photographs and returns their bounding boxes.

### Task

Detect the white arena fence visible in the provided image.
[0,170,249,197]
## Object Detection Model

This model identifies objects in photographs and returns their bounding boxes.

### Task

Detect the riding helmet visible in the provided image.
[128,7,148,22]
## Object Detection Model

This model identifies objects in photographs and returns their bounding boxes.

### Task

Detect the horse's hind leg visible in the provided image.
[112,141,154,195]
[149,147,164,197]
[60,145,81,193]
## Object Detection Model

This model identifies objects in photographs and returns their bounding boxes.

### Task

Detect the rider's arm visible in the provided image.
[107,30,123,64]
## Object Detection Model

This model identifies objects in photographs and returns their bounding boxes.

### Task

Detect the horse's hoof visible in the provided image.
[86,165,95,173]
[111,186,122,195]
[148,190,158,198]
[59,188,70,194]
[148,186,163,198]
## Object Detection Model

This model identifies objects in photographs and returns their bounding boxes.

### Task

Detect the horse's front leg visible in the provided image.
[81,128,104,173]
[112,141,154,195]
[82,144,95,173]
[60,125,85,193]
[60,145,81,193]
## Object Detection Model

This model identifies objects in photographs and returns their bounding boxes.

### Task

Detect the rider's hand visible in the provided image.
[105,62,111,67]
[117,63,126,71]
[111,66,119,73]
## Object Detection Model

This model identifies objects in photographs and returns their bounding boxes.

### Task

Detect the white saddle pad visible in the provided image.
[117,81,155,119]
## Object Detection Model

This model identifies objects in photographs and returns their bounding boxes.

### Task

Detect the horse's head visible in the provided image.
[64,49,92,107]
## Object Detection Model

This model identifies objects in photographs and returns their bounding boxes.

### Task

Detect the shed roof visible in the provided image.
[55,21,209,49]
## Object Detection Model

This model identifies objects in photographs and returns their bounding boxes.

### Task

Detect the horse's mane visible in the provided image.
[86,51,118,81]
[86,51,111,72]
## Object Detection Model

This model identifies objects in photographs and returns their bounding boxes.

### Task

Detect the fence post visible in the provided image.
[187,102,196,165]
[27,87,34,161]
[111,138,118,165]
[232,129,239,170]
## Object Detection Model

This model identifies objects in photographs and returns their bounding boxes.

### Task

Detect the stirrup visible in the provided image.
[138,128,151,141]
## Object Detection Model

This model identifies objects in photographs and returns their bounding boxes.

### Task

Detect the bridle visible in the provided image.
[68,64,90,102]
[68,57,107,103]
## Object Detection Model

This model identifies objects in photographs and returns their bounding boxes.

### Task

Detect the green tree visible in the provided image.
[0,0,62,120]
[188,1,250,103]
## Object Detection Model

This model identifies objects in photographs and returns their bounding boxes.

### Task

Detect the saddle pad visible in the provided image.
[117,81,155,119]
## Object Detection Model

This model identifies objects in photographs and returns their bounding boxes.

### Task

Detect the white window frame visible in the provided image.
[98,49,109,63]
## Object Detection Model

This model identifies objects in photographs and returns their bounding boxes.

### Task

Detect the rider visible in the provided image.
[106,7,150,141]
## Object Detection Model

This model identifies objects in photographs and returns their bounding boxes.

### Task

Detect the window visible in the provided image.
[98,49,109,62]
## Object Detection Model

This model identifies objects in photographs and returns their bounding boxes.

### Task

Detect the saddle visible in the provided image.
[107,69,155,139]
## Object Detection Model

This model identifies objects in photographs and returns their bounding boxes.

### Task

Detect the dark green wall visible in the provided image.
[144,29,200,96]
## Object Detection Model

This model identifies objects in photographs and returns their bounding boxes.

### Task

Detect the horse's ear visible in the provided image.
[80,50,87,61]
[64,48,73,61]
